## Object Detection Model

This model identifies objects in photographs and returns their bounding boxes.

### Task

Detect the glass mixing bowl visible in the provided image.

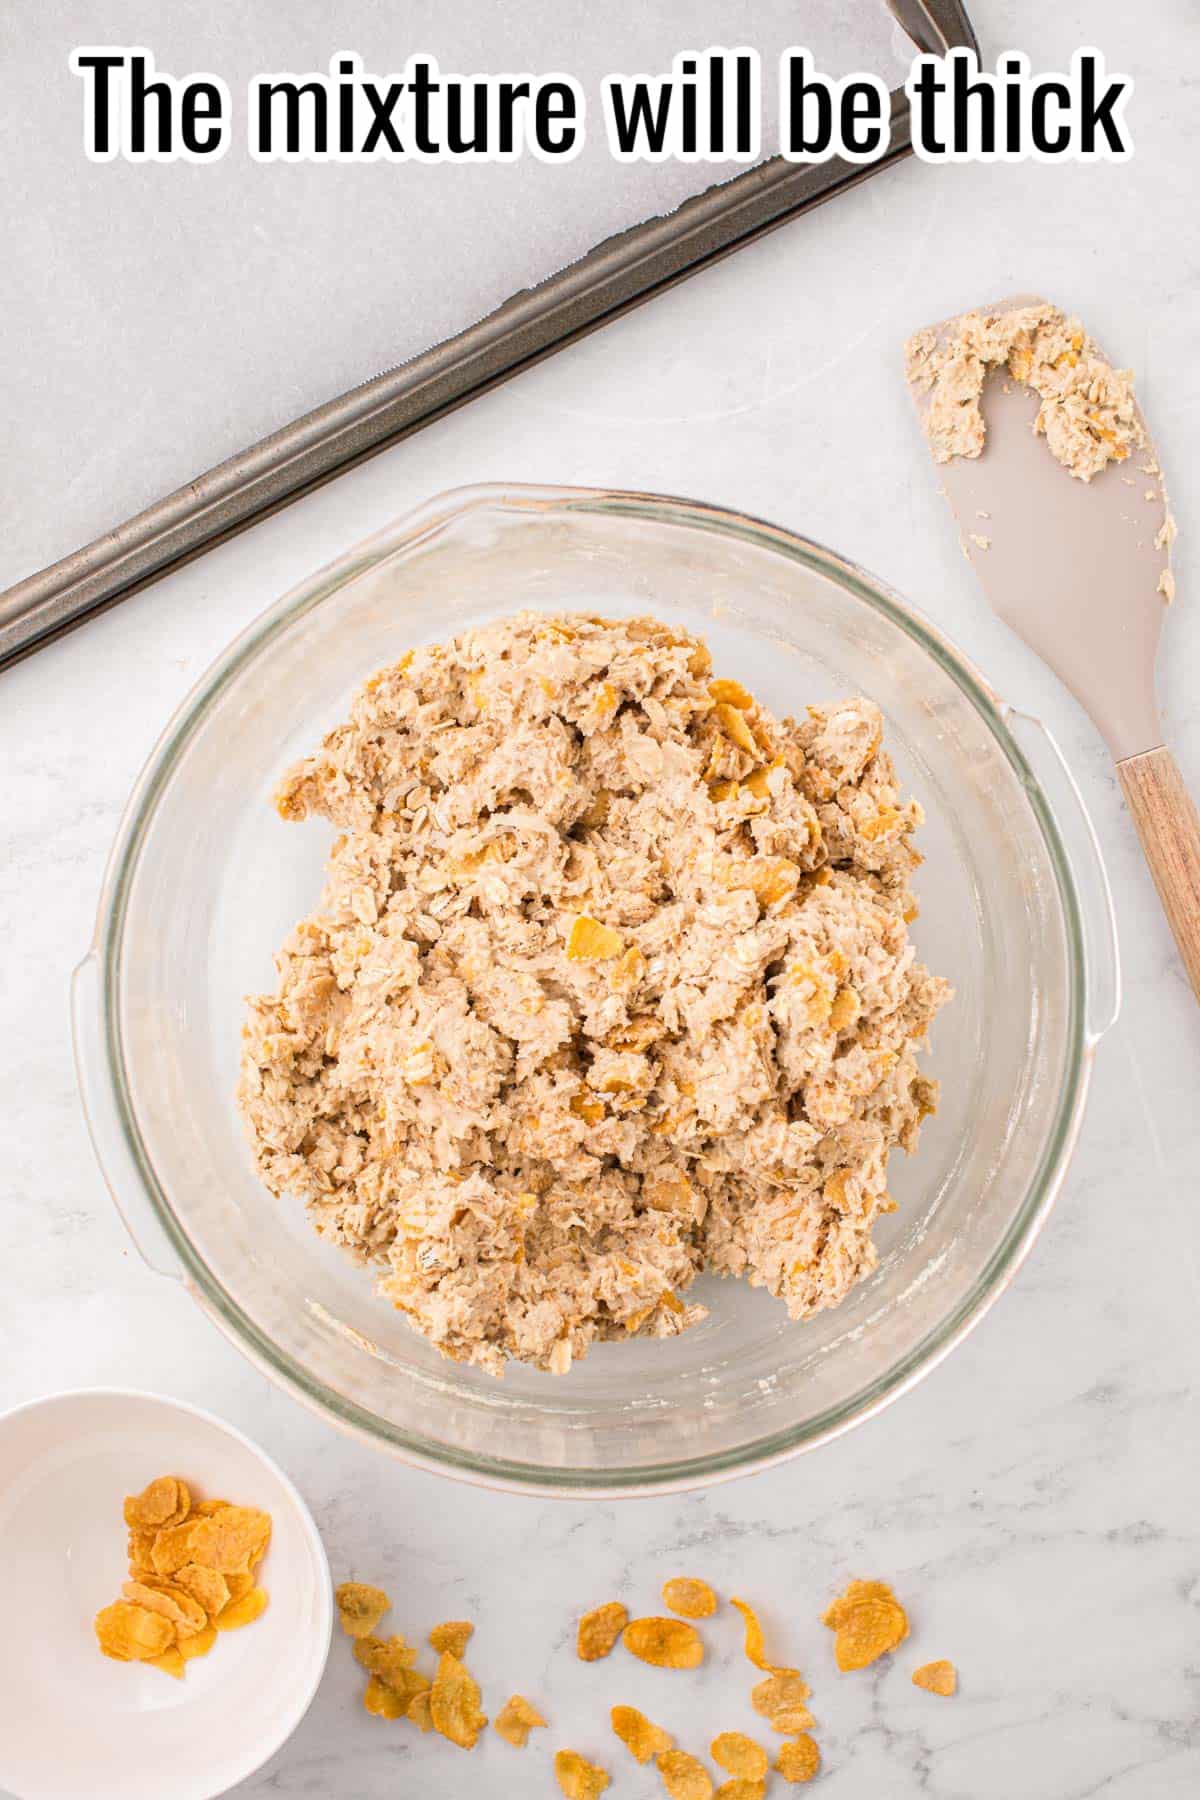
[73,484,1119,1495]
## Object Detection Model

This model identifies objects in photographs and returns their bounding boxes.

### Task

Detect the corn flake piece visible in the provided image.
[708,678,755,709]
[715,702,758,755]
[577,1601,628,1661]
[821,1579,908,1672]
[716,1784,766,1800]
[776,1735,822,1783]
[94,1601,176,1662]
[336,1581,391,1639]
[662,1577,718,1619]
[751,1672,813,1733]
[611,1704,673,1763]
[124,1476,188,1531]
[729,1597,792,1675]
[912,1659,957,1697]
[623,1616,704,1669]
[354,1633,419,1686]
[494,1693,547,1747]
[567,916,625,961]
[430,1651,488,1749]
[656,1749,714,1800]
[215,1587,268,1631]
[407,1688,434,1732]
[150,1646,186,1680]
[364,1675,406,1720]
[122,1579,207,1637]
[821,1578,893,1618]
[554,1749,610,1799]
[190,1499,231,1517]
[371,1665,432,1711]
[224,1570,254,1604]
[172,1564,230,1620]
[178,1624,217,1663]
[742,762,777,800]
[149,1520,201,1578]
[187,1505,272,1575]
[126,1527,158,1576]
[429,1619,474,1658]
[711,1733,768,1780]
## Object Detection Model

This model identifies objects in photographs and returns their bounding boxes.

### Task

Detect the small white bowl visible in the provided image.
[0,1389,332,1800]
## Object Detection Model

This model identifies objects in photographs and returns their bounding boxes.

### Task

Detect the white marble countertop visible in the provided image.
[3,2,1199,1796]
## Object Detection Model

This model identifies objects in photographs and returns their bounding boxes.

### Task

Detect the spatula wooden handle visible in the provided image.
[1117,747,1200,1002]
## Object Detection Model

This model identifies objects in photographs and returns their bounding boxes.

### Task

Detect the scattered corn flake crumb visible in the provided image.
[623,1615,705,1670]
[364,1675,407,1720]
[215,1587,269,1631]
[776,1734,822,1783]
[94,1601,176,1662]
[555,1748,611,1798]
[711,1732,768,1779]
[354,1633,419,1684]
[394,1668,434,1710]
[729,1597,791,1675]
[430,1651,488,1749]
[336,1581,391,1638]
[429,1620,474,1658]
[662,1577,718,1619]
[612,1705,673,1763]
[912,1659,957,1697]
[1158,568,1176,603]
[968,533,991,551]
[494,1693,547,1747]
[716,1783,766,1800]
[822,1579,909,1672]
[657,1748,714,1799]
[751,1672,814,1733]
[577,1601,629,1661]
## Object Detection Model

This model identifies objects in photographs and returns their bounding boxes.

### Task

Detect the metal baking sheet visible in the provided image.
[0,1,976,669]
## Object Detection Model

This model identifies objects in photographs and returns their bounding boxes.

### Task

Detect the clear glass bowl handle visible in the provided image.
[71,951,185,1282]
[1002,708,1122,1046]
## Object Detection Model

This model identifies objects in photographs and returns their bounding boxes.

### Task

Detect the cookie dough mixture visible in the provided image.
[905,300,1143,481]
[239,613,950,1375]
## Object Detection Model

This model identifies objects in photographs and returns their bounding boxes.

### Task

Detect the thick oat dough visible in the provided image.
[239,613,950,1375]
[905,301,1143,482]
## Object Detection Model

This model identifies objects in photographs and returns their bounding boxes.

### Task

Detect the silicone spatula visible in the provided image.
[905,294,1200,1003]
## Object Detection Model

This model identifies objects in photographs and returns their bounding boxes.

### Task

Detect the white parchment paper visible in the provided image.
[0,2,916,587]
